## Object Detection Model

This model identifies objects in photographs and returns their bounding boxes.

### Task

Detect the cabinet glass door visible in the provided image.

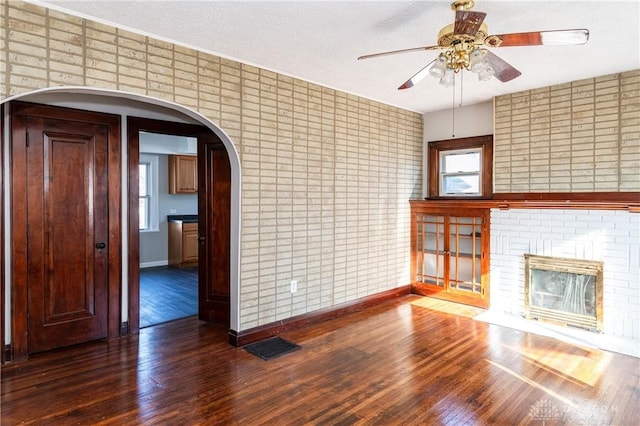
[416,215,445,287]
[448,216,482,295]
[412,208,488,308]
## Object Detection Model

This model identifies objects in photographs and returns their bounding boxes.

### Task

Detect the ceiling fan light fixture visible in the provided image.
[440,68,456,87]
[429,54,448,78]
[467,48,494,80]
[477,63,495,81]
[430,46,493,83]
[468,49,485,72]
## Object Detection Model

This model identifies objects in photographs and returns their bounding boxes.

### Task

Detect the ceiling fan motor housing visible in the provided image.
[437,23,489,48]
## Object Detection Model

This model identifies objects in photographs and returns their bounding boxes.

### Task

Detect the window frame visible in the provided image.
[139,153,160,232]
[427,135,493,199]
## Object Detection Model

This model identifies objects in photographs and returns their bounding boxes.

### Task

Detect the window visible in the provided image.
[139,162,151,230]
[428,136,492,199]
[439,148,482,195]
[139,154,159,231]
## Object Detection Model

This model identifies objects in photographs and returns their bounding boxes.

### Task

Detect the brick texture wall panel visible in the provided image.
[1,1,423,331]
[495,70,640,193]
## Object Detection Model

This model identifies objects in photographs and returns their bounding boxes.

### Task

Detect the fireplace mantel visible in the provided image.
[415,191,640,212]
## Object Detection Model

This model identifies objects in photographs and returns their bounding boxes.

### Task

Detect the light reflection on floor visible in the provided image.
[410,296,638,358]
[410,296,485,318]
[411,296,617,386]
[475,309,639,358]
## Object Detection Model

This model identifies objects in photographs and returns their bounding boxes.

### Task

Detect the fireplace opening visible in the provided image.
[525,254,603,332]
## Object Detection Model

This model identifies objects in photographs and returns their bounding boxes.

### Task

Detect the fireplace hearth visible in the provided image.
[525,254,603,332]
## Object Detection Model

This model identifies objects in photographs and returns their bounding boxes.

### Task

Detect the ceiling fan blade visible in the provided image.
[398,58,437,90]
[454,10,487,36]
[485,51,521,82]
[358,45,440,60]
[490,29,589,47]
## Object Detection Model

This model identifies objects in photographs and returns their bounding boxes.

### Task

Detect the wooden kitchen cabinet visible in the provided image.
[168,154,197,194]
[168,221,199,268]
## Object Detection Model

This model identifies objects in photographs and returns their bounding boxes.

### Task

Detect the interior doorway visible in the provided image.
[2,89,239,361]
[138,133,200,328]
[127,117,231,335]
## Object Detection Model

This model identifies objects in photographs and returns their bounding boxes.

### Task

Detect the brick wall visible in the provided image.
[490,209,640,341]
[1,1,423,330]
[494,71,640,193]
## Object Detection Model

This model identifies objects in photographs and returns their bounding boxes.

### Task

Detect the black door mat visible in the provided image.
[244,336,301,360]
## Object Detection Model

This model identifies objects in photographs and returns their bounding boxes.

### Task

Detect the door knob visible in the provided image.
[95,242,106,249]
[198,235,205,242]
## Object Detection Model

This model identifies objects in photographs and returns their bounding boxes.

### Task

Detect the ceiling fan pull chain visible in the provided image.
[452,73,456,137]
[460,71,464,107]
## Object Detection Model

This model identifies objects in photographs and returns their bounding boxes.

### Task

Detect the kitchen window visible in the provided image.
[139,154,159,231]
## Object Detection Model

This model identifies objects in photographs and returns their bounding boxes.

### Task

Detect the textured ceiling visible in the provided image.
[30,0,640,113]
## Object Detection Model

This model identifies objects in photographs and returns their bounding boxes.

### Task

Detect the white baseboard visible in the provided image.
[140,260,168,269]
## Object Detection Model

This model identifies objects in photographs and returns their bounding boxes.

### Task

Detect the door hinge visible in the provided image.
[26,132,29,147]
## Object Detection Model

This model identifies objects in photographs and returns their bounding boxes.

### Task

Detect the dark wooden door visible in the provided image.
[23,115,110,353]
[198,133,231,325]
[1,104,5,364]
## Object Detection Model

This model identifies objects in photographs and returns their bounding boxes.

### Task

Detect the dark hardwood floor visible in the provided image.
[140,266,198,328]
[2,296,638,425]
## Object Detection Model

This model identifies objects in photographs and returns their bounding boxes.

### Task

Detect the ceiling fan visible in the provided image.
[358,0,589,90]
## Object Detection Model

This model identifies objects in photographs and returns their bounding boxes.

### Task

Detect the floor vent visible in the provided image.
[244,337,301,360]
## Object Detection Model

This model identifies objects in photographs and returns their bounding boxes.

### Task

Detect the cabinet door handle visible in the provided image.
[198,235,206,243]
[95,242,106,249]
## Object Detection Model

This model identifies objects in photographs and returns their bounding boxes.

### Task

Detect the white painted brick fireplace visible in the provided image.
[489,208,639,352]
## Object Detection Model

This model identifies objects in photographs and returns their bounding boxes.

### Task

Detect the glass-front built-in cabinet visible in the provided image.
[410,202,490,308]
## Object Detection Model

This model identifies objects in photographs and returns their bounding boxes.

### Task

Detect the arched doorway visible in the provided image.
[1,87,241,360]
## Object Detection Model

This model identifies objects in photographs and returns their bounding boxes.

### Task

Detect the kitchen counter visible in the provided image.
[167,214,198,223]
[168,215,199,267]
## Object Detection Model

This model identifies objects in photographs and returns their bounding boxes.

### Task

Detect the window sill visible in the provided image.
[425,196,492,201]
[140,228,160,234]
